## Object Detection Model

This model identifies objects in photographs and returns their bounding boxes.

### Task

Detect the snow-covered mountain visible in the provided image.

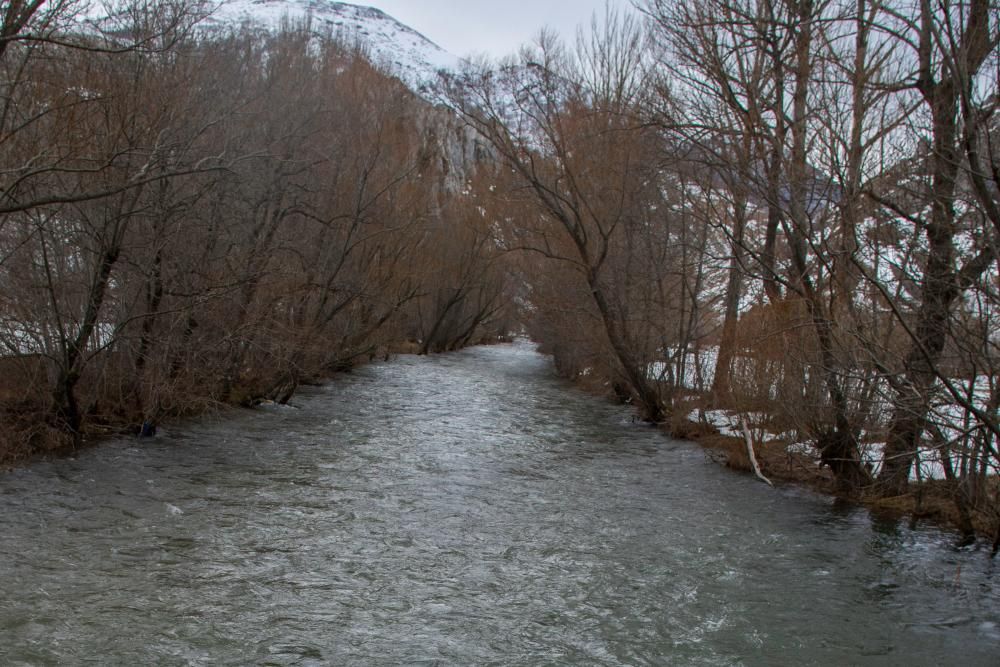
[204,1,462,92]
[203,1,487,192]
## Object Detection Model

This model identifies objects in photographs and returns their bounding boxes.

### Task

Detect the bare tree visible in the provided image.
[446,10,672,420]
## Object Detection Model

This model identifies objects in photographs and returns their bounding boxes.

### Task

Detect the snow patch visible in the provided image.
[205,0,463,92]
[649,347,718,390]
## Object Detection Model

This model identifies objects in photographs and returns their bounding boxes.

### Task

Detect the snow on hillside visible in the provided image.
[204,0,462,92]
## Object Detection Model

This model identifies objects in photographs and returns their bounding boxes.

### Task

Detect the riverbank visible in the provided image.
[564,362,999,548]
[0,339,437,470]
[676,420,1000,547]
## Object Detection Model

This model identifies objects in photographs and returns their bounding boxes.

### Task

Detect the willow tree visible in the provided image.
[445,10,673,420]
[0,0,218,443]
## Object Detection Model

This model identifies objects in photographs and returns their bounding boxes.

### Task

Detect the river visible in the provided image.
[0,341,997,665]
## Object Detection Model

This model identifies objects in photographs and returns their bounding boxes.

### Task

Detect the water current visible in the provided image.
[1,341,998,665]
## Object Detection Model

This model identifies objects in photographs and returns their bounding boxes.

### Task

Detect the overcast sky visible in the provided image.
[370,1,637,60]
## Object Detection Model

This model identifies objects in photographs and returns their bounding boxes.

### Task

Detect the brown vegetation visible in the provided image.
[443,1,1000,542]
[0,2,511,466]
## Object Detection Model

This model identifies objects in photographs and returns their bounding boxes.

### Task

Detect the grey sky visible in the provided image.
[370,1,636,59]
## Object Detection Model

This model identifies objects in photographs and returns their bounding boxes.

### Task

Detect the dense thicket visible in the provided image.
[446,0,1000,540]
[0,1,510,461]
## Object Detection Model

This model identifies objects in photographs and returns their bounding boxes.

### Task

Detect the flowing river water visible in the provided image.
[1,341,998,665]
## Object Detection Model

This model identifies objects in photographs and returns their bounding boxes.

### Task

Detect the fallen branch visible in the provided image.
[740,418,774,487]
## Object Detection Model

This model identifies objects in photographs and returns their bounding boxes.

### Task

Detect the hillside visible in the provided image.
[204,0,462,92]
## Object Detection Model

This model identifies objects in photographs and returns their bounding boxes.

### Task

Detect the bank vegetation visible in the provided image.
[445,0,1000,545]
[0,0,512,464]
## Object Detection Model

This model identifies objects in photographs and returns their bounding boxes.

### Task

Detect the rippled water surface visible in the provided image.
[1,342,998,665]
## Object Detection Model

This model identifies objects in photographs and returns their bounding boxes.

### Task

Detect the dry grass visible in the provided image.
[0,407,72,468]
[866,479,1000,538]
[675,415,998,540]
[682,426,835,488]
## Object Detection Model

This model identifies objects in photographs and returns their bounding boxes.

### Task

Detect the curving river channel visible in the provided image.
[1,341,998,665]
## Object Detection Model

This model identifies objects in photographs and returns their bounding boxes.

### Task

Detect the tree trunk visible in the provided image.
[52,246,120,442]
[711,197,747,404]
[878,79,961,495]
[877,0,994,496]
[589,269,664,422]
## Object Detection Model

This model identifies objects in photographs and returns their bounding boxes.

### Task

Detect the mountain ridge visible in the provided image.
[204,0,462,92]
